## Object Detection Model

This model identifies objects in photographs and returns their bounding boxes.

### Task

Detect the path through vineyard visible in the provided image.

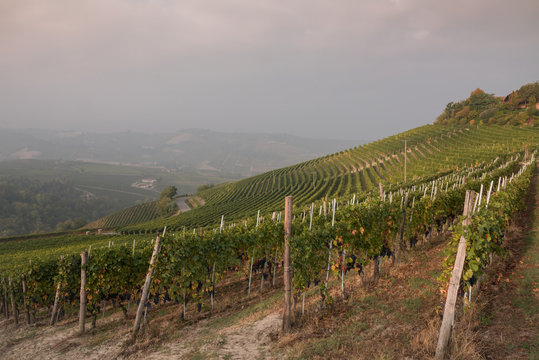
[472,163,539,359]
[0,298,282,360]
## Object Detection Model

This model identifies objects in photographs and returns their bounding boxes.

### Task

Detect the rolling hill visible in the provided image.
[119,124,538,232]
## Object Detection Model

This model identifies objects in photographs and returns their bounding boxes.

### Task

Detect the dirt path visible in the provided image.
[174,196,191,213]
[142,312,281,359]
[218,312,280,359]
[0,282,283,360]
[474,164,539,359]
[0,307,281,360]
[0,312,128,360]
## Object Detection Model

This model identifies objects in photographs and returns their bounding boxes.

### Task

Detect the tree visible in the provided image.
[160,186,177,200]
[528,95,536,118]
[517,82,539,101]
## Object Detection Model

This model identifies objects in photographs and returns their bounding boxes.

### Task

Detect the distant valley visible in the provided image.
[0,129,359,236]
[0,128,360,178]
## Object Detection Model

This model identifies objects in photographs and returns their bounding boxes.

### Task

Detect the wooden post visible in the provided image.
[404,140,407,182]
[0,294,4,319]
[210,261,216,310]
[395,192,409,263]
[132,232,163,342]
[272,248,278,287]
[79,251,88,335]
[3,279,8,319]
[182,265,186,320]
[282,196,293,332]
[50,282,62,326]
[8,277,18,325]
[325,200,336,289]
[248,254,254,296]
[21,275,30,325]
[309,203,314,230]
[435,190,475,360]
[341,249,346,298]
[50,255,63,326]
[373,257,380,283]
[260,254,268,292]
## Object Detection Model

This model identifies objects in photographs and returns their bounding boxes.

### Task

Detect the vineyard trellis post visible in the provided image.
[435,190,475,360]
[282,196,292,332]
[395,192,409,264]
[3,278,9,319]
[404,139,407,183]
[79,250,88,335]
[8,277,18,325]
[50,255,63,326]
[1,293,5,320]
[132,229,164,342]
[21,275,30,325]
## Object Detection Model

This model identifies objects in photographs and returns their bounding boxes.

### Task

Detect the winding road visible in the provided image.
[175,196,192,213]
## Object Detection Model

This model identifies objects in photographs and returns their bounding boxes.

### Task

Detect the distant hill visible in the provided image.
[435,82,539,126]
[0,129,360,178]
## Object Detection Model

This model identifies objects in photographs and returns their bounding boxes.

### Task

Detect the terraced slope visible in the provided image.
[85,200,163,229]
[120,124,538,232]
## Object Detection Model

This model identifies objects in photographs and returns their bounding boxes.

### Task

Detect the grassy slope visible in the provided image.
[278,233,449,359]
[471,163,539,359]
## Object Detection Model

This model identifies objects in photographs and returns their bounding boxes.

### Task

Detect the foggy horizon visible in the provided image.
[1,0,538,141]
[0,125,361,143]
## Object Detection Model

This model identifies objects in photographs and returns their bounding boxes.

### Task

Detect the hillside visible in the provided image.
[120,124,538,233]
[0,142,536,360]
[435,82,539,126]
[0,115,537,360]
[84,201,170,230]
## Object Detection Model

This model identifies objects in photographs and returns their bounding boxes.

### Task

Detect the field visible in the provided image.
[0,123,537,359]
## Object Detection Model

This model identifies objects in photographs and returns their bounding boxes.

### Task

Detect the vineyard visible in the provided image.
[84,200,166,230]
[0,233,151,274]
[0,124,537,359]
[120,124,538,232]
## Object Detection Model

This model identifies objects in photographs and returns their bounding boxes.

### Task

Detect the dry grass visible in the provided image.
[463,165,539,359]
[272,233,451,359]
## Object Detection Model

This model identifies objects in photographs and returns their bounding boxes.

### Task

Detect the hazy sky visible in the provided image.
[1,0,537,140]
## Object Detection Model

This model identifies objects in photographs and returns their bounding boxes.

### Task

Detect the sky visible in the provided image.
[0,0,538,141]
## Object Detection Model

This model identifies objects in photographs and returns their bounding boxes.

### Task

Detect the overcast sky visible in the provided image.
[0,0,537,141]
